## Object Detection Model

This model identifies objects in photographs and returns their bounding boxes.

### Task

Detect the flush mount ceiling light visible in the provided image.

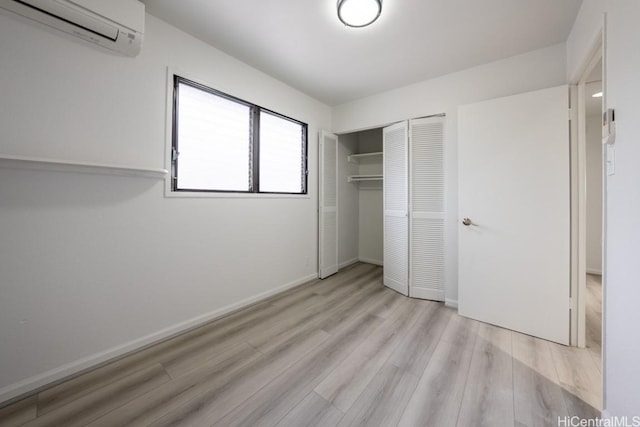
[337,0,382,28]
[592,91,603,98]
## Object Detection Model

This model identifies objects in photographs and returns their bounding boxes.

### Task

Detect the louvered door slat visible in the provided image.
[383,122,409,295]
[319,131,338,279]
[409,116,445,301]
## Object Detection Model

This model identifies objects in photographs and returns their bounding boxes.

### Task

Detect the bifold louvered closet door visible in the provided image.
[409,116,445,300]
[383,122,409,295]
[319,131,339,279]
[383,116,445,301]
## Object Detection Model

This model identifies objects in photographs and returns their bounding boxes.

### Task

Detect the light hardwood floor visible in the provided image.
[0,263,601,426]
[586,274,602,371]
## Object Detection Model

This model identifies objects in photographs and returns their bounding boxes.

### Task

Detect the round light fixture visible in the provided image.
[337,0,382,28]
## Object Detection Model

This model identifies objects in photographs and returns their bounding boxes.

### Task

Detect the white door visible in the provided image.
[319,131,338,279]
[383,122,409,295]
[458,85,570,345]
[409,116,445,301]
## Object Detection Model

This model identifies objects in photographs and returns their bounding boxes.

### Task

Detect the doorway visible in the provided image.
[583,59,603,369]
[566,32,604,411]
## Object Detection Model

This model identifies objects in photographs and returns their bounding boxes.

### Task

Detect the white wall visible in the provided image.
[357,129,383,265]
[568,0,640,417]
[358,190,383,265]
[332,44,568,306]
[337,133,359,267]
[586,112,603,275]
[0,12,330,403]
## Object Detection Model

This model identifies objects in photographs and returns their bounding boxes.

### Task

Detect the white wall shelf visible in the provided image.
[347,151,383,183]
[347,151,383,163]
[348,174,383,182]
[0,154,168,179]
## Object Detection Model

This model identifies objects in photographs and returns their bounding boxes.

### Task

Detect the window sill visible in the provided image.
[164,188,311,199]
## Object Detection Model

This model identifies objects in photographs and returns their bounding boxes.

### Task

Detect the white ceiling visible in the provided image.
[142,0,583,106]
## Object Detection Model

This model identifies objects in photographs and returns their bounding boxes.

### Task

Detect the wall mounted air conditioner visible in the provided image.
[0,0,144,56]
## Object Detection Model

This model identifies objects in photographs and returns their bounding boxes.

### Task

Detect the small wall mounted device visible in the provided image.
[602,108,616,145]
[602,108,616,176]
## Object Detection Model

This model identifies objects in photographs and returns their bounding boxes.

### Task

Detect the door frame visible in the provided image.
[570,28,605,348]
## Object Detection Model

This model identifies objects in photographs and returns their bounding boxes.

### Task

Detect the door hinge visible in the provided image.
[568,108,577,121]
[569,297,576,310]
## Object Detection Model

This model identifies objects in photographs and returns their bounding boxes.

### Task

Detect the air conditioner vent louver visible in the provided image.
[0,0,144,56]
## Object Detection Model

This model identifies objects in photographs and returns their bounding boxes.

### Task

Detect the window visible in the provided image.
[172,76,308,194]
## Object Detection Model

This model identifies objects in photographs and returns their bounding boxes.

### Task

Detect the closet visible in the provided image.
[319,115,445,302]
[346,128,384,267]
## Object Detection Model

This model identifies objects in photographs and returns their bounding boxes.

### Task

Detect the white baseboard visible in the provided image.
[445,298,458,309]
[358,257,383,266]
[410,288,444,301]
[586,268,602,275]
[338,258,359,269]
[0,272,318,405]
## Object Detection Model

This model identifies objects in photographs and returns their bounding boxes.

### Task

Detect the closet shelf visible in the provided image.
[348,174,383,182]
[0,154,168,179]
[347,152,383,163]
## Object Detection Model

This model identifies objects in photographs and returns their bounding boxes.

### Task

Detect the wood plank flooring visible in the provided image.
[0,263,601,426]
[585,274,602,371]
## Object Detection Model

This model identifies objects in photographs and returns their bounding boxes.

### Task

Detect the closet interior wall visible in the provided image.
[337,129,384,268]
